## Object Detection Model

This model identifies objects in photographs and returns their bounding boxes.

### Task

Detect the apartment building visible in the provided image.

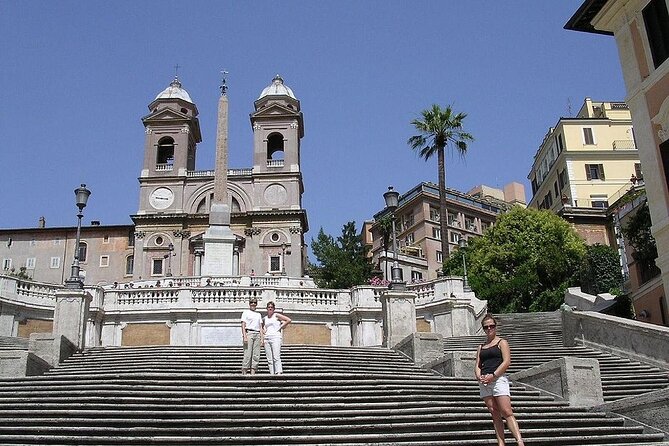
[566,0,669,325]
[527,98,641,245]
[366,182,521,282]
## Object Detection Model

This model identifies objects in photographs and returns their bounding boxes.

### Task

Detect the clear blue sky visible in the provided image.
[0,1,625,243]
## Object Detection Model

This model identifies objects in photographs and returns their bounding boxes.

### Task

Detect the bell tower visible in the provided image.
[137,77,202,215]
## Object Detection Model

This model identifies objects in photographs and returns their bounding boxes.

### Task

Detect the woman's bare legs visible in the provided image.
[495,395,524,446]
[483,396,506,445]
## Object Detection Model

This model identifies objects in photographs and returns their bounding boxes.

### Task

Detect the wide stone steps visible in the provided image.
[0,335,28,350]
[0,344,667,446]
[444,325,669,402]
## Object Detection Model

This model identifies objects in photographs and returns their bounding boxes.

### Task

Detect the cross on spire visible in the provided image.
[174,64,181,79]
[220,70,229,96]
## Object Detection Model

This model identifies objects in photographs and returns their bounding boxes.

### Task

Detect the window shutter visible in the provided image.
[598,164,605,180]
[585,165,592,180]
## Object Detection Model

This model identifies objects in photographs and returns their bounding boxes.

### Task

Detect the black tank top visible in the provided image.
[479,339,503,375]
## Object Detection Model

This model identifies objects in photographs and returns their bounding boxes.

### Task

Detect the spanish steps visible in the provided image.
[0,312,667,445]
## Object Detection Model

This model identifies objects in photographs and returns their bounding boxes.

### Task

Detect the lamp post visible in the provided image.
[383,186,404,289]
[164,243,175,276]
[281,243,287,276]
[65,184,91,289]
[458,235,470,292]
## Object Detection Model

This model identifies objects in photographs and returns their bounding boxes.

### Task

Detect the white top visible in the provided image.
[241,309,262,331]
[263,314,283,339]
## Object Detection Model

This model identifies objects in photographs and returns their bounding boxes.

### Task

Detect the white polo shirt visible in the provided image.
[241,309,262,332]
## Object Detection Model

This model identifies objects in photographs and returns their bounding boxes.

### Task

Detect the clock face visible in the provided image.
[149,187,174,210]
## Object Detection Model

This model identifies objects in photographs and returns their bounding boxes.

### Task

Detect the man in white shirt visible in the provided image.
[241,297,262,374]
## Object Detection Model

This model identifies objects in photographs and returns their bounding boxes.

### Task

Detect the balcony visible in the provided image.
[612,140,636,150]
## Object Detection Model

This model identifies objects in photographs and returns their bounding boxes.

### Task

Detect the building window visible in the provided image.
[429,207,440,221]
[436,251,443,263]
[556,133,564,153]
[448,214,460,227]
[78,242,88,262]
[591,195,609,209]
[660,139,669,192]
[2,259,11,270]
[643,0,669,69]
[583,127,595,145]
[25,258,36,269]
[53,239,61,246]
[157,137,175,166]
[531,177,538,195]
[585,164,605,180]
[152,258,164,276]
[635,163,644,180]
[405,233,415,244]
[50,257,60,269]
[481,222,489,232]
[269,255,281,272]
[465,217,476,231]
[103,235,110,244]
[402,213,414,230]
[128,230,135,247]
[449,232,460,243]
[553,180,560,198]
[411,271,423,282]
[558,169,567,189]
[99,255,110,267]
[125,256,134,276]
[432,227,441,240]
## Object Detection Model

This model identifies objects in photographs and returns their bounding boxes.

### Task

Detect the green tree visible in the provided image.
[444,207,586,313]
[310,221,374,289]
[621,202,660,280]
[579,243,623,295]
[409,104,473,262]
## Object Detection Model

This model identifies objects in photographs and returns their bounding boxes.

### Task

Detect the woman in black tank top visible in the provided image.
[475,314,525,446]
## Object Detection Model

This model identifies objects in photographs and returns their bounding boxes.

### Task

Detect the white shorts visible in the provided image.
[479,374,511,398]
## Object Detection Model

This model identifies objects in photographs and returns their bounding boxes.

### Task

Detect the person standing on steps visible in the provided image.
[241,297,262,375]
[475,314,525,446]
[262,301,291,375]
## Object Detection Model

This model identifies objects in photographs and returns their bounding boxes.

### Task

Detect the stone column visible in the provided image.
[381,290,417,348]
[53,289,92,350]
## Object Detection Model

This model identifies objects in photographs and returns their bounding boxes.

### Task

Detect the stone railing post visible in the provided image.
[381,289,417,348]
[53,288,92,350]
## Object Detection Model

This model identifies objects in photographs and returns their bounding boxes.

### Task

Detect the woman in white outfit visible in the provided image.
[262,301,291,375]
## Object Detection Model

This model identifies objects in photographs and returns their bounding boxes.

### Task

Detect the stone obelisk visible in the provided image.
[202,74,235,276]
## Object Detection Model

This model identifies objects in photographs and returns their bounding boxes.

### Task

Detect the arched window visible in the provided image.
[267,133,285,160]
[232,197,241,213]
[125,255,134,276]
[157,137,175,165]
[78,242,87,263]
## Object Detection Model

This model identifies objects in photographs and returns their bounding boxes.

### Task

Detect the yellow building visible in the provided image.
[527,98,641,245]
[567,0,669,325]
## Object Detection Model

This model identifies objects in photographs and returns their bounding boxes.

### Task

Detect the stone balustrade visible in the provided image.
[0,274,486,346]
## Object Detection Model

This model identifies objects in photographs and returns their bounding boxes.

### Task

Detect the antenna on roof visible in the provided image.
[174,64,181,80]
[220,70,229,96]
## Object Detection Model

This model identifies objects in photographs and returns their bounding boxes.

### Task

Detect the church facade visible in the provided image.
[0,75,309,286]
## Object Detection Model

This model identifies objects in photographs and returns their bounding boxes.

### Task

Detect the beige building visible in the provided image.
[527,98,641,245]
[0,75,309,286]
[366,182,520,282]
[566,0,669,325]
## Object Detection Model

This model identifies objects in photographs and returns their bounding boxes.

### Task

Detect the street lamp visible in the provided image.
[383,186,404,289]
[164,243,175,276]
[281,243,289,276]
[65,184,91,289]
[458,235,470,292]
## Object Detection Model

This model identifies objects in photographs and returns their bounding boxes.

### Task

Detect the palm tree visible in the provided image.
[408,104,473,263]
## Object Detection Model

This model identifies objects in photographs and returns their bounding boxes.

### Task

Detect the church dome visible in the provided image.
[258,75,296,99]
[155,77,193,103]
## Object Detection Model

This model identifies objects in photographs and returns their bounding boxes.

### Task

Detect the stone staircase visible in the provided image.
[0,339,668,445]
[445,312,669,402]
[0,335,28,350]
